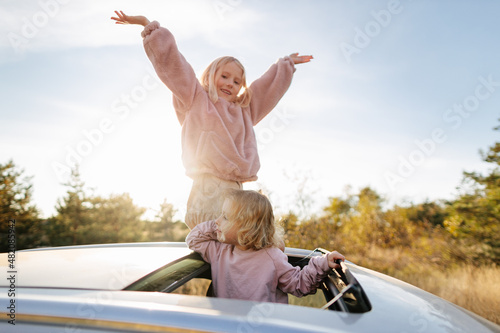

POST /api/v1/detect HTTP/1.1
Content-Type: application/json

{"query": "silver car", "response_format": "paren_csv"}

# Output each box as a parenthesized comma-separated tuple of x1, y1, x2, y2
(1, 242, 499, 332)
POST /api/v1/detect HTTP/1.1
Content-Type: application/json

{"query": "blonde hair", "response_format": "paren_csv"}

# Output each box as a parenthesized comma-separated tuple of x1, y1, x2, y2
(200, 56, 252, 107)
(223, 189, 280, 250)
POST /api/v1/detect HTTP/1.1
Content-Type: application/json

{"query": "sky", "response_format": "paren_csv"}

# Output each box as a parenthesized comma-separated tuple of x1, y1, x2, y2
(1, 0, 499, 220)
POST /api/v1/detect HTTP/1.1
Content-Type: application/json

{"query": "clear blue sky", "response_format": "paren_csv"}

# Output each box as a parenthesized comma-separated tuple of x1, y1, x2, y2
(1, 0, 499, 219)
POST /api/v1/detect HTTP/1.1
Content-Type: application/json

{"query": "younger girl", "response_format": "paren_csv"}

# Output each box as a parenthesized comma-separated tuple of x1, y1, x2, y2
(111, 11, 313, 229)
(186, 189, 345, 303)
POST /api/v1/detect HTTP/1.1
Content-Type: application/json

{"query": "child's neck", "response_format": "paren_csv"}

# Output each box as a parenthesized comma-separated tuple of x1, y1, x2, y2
(234, 244, 247, 251)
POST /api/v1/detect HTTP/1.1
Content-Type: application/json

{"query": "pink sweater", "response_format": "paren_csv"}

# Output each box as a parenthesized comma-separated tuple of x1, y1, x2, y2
(142, 21, 296, 182)
(186, 220, 331, 303)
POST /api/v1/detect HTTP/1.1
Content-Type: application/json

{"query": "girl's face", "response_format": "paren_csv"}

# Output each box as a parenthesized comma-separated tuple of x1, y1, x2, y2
(215, 199, 240, 246)
(215, 61, 243, 103)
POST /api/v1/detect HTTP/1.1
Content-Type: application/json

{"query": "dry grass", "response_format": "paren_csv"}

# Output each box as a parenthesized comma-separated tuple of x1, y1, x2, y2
(172, 242, 500, 325)
(407, 265, 500, 325)
(171, 278, 212, 296)
(348, 245, 500, 325)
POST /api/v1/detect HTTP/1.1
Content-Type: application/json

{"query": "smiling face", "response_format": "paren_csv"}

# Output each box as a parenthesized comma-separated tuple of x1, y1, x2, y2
(215, 61, 243, 103)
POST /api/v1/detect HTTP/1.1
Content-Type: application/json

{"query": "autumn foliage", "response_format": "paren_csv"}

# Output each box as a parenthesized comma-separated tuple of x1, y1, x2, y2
(1, 121, 499, 323)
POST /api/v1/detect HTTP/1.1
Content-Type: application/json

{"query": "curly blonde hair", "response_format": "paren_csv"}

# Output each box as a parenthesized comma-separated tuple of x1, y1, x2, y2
(222, 189, 281, 250)
(200, 56, 252, 107)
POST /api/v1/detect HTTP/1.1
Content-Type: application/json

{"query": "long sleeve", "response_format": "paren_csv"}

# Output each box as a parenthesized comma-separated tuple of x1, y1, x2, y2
(186, 220, 220, 263)
(275, 253, 331, 297)
(142, 21, 202, 123)
(140, 23, 297, 182)
(248, 56, 296, 125)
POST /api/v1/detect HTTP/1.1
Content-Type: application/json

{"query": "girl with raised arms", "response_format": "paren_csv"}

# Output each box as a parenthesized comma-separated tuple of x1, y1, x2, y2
(111, 11, 313, 228)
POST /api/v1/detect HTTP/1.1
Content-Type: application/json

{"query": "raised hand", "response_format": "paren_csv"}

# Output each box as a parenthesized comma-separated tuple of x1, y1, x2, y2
(111, 10, 150, 26)
(289, 53, 314, 65)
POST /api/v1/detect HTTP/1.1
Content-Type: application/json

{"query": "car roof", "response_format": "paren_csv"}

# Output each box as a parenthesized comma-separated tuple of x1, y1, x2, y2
(0, 242, 193, 290)
(1, 242, 499, 333)
(3, 286, 499, 333)
(1, 242, 322, 291)
(1, 288, 358, 333)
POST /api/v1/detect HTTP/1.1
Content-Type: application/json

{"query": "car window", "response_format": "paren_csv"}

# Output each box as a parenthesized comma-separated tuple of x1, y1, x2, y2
(289, 290, 327, 308)
(287, 250, 372, 313)
(123, 252, 210, 293)
(124, 250, 371, 313)
(171, 278, 212, 296)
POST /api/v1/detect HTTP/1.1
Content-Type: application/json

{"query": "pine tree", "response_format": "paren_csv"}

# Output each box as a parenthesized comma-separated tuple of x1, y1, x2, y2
(0, 160, 41, 251)
(445, 121, 500, 264)
(47, 167, 92, 246)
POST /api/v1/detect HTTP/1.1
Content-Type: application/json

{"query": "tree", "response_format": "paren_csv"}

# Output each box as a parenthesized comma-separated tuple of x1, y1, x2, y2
(0, 160, 41, 251)
(46, 167, 92, 246)
(313, 186, 388, 253)
(87, 193, 146, 243)
(47, 166, 149, 246)
(444, 121, 500, 264)
(145, 199, 188, 242)
(406, 201, 447, 227)
(326, 187, 386, 246)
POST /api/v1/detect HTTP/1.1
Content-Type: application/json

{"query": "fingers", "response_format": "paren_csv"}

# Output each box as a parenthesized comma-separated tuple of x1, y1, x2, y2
(111, 10, 127, 24)
(297, 57, 313, 64)
(328, 251, 345, 269)
(289, 53, 314, 64)
(332, 251, 345, 262)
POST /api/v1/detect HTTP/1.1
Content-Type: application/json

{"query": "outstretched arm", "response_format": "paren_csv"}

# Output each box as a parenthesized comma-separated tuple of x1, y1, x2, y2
(248, 53, 312, 124)
(277, 249, 344, 298)
(289, 53, 313, 65)
(111, 11, 201, 117)
(111, 10, 150, 26)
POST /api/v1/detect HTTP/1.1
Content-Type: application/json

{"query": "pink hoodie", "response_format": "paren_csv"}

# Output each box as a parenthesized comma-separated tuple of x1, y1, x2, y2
(186, 220, 331, 303)
(142, 21, 296, 182)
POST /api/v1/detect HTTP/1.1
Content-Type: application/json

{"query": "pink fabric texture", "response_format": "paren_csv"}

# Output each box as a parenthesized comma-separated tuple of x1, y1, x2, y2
(186, 220, 331, 303)
(142, 21, 296, 182)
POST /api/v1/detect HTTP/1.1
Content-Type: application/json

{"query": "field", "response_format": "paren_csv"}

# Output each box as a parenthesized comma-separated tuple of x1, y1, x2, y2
(407, 264, 500, 325)
(347, 246, 500, 325)
(171, 236, 500, 325)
